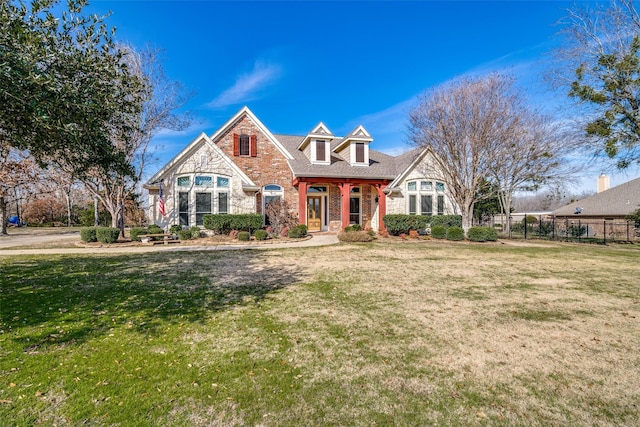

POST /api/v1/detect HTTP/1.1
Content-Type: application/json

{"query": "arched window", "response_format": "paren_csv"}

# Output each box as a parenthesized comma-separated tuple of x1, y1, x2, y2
(262, 184, 284, 225)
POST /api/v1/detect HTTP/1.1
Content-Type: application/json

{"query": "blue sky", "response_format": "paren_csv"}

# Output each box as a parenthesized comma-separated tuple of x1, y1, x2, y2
(87, 0, 640, 193)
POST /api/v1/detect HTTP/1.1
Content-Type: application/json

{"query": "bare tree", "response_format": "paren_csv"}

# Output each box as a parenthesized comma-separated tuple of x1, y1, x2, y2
(554, 0, 640, 168)
(489, 111, 574, 234)
(408, 74, 526, 232)
(55, 45, 192, 237)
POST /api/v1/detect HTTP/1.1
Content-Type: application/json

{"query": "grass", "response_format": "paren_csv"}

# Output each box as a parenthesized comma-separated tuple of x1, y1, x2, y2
(1, 240, 639, 425)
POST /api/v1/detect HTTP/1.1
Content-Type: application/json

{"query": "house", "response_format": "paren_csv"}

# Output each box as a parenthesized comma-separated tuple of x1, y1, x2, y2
(552, 175, 640, 221)
(144, 106, 456, 232)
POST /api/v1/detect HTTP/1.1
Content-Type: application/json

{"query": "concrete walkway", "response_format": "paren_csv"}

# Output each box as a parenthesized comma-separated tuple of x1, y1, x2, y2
(0, 233, 339, 256)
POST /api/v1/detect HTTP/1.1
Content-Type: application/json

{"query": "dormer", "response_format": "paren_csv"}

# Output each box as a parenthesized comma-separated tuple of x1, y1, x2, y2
(332, 125, 373, 166)
(297, 122, 334, 165)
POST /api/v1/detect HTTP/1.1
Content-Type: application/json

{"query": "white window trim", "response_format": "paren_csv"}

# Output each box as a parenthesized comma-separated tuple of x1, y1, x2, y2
(406, 180, 437, 216)
(311, 139, 330, 165)
(350, 142, 369, 166)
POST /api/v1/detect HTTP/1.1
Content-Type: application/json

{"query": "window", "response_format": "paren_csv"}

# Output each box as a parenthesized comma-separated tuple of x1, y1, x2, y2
(421, 195, 432, 216)
(195, 192, 211, 226)
(409, 195, 417, 215)
(308, 186, 327, 193)
(262, 184, 284, 225)
(436, 182, 445, 192)
(218, 192, 228, 214)
(217, 176, 229, 188)
(177, 176, 190, 187)
(179, 192, 189, 226)
(195, 176, 212, 186)
(407, 181, 417, 191)
(355, 142, 365, 163)
(239, 134, 250, 156)
(437, 195, 445, 215)
(316, 140, 326, 162)
(421, 181, 432, 191)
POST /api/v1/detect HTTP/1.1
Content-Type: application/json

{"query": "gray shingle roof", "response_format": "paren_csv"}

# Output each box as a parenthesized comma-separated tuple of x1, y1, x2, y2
(552, 177, 640, 217)
(274, 134, 410, 180)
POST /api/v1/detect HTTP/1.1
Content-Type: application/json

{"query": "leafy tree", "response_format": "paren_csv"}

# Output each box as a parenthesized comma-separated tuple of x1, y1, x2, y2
(0, 0, 141, 177)
(557, 0, 640, 168)
(0, 143, 37, 234)
(626, 207, 640, 227)
(473, 180, 501, 224)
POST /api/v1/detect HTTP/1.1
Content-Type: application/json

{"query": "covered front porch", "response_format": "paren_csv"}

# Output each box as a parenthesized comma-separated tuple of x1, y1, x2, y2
(293, 177, 389, 232)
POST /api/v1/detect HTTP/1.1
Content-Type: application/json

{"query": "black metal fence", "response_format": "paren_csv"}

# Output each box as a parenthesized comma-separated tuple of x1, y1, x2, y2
(489, 216, 640, 244)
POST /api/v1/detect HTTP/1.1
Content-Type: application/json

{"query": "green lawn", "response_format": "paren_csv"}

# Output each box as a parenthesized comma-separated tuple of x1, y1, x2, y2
(1, 241, 639, 426)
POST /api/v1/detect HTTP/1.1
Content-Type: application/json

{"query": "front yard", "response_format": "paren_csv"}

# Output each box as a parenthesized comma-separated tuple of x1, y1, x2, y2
(1, 240, 639, 425)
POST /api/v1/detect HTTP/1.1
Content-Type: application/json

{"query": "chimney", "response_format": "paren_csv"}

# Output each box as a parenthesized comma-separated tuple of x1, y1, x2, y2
(597, 173, 610, 193)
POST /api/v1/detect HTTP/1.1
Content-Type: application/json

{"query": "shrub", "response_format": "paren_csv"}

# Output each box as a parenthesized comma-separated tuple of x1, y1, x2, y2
(130, 227, 148, 242)
(338, 231, 373, 242)
(190, 226, 201, 238)
(169, 224, 183, 234)
(430, 215, 462, 228)
(288, 224, 307, 238)
(80, 227, 97, 242)
(178, 229, 192, 240)
(522, 215, 539, 225)
(147, 224, 163, 235)
(238, 231, 251, 241)
(254, 229, 268, 241)
(344, 224, 362, 232)
(446, 226, 465, 241)
(467, 226, 498, 242)
(431, 225, 447, 239)
(96, 227, 120, 244)
(383, 214, 429, 236)
(203, 214, 263, 234)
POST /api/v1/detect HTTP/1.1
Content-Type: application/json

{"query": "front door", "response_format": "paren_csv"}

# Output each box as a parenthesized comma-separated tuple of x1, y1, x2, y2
(307, 196, 322, 231)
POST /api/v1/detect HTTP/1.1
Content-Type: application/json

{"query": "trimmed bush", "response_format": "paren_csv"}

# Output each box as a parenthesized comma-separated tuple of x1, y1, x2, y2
(383, 214, 429, 236)
(338, 231, 373, 242)
(254, 229, 268, 241)
(203, 214, 263, 234)
(147, 224, 163, 235)
(446, 226, 465, 241)
(238, 231, 251, 241)
(130, 227, 148, 242)
(177, 229, 192, 240)
(96, 227, 120, 244)
(80, 227, 97, 242)
(190, 226, 201, 238)
(430, 215, 462, 228)
(288, 224, 307, 238)
(169, 224, 183, 234)
(431, 225, 447, 239)
(344, 224, 362, 232)
(467, 226, 498, 242)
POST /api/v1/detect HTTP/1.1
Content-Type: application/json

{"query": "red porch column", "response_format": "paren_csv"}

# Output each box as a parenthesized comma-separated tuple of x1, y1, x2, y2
(298, 181, 308, 225)
(375, 185, 387, 231)
(340, 182, 352, 230)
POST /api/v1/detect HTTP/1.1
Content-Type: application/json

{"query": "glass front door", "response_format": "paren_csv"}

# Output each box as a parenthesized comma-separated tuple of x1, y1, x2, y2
(307, 196, 322, 231)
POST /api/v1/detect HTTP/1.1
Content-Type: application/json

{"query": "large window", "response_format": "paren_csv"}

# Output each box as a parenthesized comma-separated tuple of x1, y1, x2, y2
(407, 180, 440, 215)
(218, 192, 228, 215)
(195, 193, 212, 226)
(179, 192, 189, 226)
(263, 184, 284, 225)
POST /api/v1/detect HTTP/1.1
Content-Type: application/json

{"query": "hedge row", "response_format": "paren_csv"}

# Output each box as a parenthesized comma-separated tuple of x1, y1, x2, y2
(203, 214, 263, 233)
(382, 215, 429, 236)
(382, 214, 462, 236)
(80, 227, 120, 243)
(467, 226, 498, 242)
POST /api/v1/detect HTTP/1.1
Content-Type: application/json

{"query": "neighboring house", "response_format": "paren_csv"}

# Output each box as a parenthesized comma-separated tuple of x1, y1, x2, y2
(552, 176, 640, 221)
(144, 106, 456, 232)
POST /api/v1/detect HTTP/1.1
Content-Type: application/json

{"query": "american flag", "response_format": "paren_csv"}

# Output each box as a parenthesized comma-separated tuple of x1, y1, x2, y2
(158, 182, 166, 217)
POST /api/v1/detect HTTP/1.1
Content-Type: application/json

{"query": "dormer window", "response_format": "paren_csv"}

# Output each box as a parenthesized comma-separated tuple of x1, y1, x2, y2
(316, 140, 326, 162)
(355, 143, 365, 163)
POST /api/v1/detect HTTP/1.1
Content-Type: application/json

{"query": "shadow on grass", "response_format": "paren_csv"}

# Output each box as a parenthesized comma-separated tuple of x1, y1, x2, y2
(0, 250, 305, 352)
